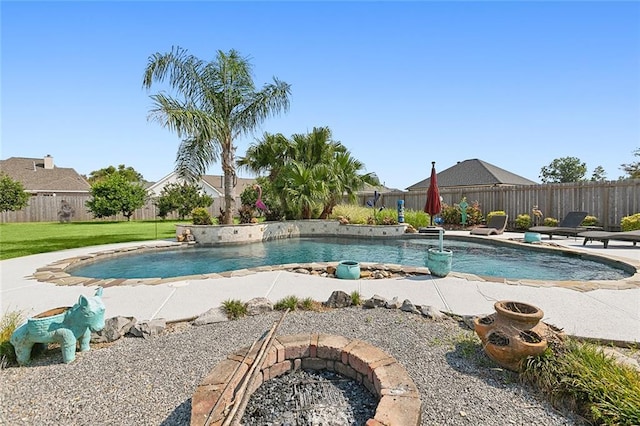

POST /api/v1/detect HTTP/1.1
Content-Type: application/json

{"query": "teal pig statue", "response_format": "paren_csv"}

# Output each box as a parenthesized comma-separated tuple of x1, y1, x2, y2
(10, 287, 106, 365)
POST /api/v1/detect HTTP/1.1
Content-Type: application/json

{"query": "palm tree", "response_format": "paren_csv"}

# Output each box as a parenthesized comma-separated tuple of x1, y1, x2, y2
(238, 126, 376, 219)
(143, 47, 290, 224)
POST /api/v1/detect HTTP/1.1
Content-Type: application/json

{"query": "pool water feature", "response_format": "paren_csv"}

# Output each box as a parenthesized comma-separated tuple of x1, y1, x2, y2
(67, 237, 632, 282)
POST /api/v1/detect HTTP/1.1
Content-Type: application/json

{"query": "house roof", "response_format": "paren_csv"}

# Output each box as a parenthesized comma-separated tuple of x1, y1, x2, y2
(146, 172, 257, 197)
(200, 175, 257, 194)
(406, 159, 538, 190)
(0, 156, 91, 193)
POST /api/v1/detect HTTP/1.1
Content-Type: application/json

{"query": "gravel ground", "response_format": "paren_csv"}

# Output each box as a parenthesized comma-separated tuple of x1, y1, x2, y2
(1, 308, 586, 426)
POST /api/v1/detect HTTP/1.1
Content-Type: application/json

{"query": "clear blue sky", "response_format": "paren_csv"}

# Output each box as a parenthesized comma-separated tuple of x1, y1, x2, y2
(2, 1, 639, 190)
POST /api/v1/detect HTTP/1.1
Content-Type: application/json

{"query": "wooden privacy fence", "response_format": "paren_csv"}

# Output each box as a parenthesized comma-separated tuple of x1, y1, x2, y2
(0, 195, 234, 223)
(2, 180, 639, 230)
(356, 179, 640, 231)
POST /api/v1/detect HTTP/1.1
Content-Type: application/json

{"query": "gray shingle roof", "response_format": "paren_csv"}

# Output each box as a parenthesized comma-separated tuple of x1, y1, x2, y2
(406, 159, 537, 190)
(0, 157, 91, 193)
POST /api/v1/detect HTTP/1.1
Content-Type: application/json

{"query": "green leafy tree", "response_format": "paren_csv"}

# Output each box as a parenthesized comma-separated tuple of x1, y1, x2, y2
(590, 165, 607, 182)
(540, 157, 587, 183)
(87, 164, 144, 184)
(153, 182, 213, 219)
(620, 148, 640, 179)
(0, 173, 29, 213)
(143, 47, 290, 224)
(86, 174, 147, 221)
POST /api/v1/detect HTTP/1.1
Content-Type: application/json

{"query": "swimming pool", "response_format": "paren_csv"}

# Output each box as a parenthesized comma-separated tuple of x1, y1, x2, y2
(68, 237, 632, 281)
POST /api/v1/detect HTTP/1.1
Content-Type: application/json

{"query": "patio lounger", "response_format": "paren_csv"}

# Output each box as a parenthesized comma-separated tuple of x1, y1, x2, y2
(528, 211, 589, 239)
(470, 215, 508, 236)
(578, 230, 640, 248)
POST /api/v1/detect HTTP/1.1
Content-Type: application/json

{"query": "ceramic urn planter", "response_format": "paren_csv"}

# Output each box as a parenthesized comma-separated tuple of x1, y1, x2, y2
(473, 300, 556, 372)
(336, 260, 361, 280)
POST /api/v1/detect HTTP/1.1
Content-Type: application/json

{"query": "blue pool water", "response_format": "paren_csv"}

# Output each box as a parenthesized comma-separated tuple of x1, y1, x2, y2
(68, 237, 631, 281)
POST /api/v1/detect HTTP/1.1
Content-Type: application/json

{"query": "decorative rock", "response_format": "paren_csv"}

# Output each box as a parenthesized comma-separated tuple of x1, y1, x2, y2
(325, 290, 352, 308)
(363, 295, 387, 309)
(600, 347, 640, 371)
(421, 306, 444, 321)
(294, 268, 310, 275)
(193, 308, 228, 325)
(326, 265, 337, 275)
(385, 297, 401, 309)
(400, 299, 419, 314)
(91, 316, 136, 343)
(245, 298, 273, 316)
(128, 319, 167, 338)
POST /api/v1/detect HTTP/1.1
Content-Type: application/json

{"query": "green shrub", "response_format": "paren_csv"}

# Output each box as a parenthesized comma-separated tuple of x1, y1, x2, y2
(0, 310, 23, 367)
(237, 205, 255, 224)
(274, 295, 299, 311)
(581, 215, 599, 227)
(403, 209, 429, 228)
(486, 211, 507, 222)
(439, 203, 460, 225)
(521, 339, 640, 425)
(222, 299, 247, 320)
(350, 291, 362, 306)
(330, 204, 427, 229)
(543, 217, 559, 227)
(299, 297, 315, 311)
(192, 207, 213, 225)
(515, 214, 532, 230)
(620, 213, 640, 231)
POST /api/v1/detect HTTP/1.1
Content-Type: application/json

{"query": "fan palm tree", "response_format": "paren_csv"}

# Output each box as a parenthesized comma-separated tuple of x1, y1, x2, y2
(238, 126, 376, 219)
(143, 47, 290, 224)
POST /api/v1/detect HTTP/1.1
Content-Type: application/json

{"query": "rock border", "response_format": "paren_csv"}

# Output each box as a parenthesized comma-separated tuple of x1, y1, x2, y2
(29, 240, 640, 292)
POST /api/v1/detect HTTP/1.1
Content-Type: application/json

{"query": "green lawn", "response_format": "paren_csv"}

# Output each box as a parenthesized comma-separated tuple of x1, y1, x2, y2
(0, 220, 186, 260)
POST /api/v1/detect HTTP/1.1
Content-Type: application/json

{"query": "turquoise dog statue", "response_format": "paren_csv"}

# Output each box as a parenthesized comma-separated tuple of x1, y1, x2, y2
(10, 287, 106, 365)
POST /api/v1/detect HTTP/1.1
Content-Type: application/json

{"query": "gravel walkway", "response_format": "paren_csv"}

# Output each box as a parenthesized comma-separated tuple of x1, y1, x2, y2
(1, 308, 584, 425)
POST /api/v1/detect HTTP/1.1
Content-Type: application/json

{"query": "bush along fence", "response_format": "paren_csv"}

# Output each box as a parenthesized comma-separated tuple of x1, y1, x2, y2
(0, 196, 232, 223)
(1, 179, 639, 230)
(356, 179, 640, 231)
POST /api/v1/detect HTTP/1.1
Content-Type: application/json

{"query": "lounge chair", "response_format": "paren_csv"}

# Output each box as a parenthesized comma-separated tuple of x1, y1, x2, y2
(528, 211, 589, 239)
(578, 230, 640, 248)
(470, 215, 508, 236)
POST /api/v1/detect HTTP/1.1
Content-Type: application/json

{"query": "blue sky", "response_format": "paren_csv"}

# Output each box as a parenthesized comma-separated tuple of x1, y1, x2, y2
(2, 1, 639, 190)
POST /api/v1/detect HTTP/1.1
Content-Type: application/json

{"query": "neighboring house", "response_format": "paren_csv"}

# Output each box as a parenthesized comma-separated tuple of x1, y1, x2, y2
(406, 159, 538, 191)
(145, 171, 256, 198)
(0, 155, 91, 196)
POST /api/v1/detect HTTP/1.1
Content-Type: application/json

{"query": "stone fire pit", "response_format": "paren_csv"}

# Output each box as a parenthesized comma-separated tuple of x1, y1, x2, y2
(191, 333, 421, 426)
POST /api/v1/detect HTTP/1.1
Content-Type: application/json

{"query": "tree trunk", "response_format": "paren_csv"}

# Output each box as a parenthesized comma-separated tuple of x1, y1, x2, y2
(222, 138, 236, 225)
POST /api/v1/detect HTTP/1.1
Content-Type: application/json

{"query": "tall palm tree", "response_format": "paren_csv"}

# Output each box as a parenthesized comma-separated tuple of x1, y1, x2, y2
(143, 47, 290, 224)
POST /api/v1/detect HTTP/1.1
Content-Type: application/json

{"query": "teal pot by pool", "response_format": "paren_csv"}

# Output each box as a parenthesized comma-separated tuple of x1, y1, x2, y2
(524, 232, 542, 243)
(427, 248, 453, 277)
(336, 260, 360, 279)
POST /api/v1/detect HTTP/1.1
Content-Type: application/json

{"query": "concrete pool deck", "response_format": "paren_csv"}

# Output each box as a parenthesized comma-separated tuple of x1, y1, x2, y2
(1, 231, 639, 345)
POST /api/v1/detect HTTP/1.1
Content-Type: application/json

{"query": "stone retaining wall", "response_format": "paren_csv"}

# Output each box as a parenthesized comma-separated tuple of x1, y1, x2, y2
(177, 220, 409, 245)
(191, 333, 421, 426)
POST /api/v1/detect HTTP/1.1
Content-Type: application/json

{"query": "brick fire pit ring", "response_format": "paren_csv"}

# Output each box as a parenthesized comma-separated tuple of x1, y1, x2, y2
(191, 333, 421, 426)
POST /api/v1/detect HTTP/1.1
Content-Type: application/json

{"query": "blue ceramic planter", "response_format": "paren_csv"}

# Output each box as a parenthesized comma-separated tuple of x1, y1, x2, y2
(524, 232, 542, 243)
(427, 248, 453, 277)
(336, 260, 360, 280)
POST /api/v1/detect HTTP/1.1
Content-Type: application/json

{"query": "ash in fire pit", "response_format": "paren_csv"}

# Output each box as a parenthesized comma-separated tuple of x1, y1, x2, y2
(241, 369, 377, 425)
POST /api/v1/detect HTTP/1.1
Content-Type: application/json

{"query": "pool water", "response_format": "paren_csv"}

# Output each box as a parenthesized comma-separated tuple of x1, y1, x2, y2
(68, 237, 631, 281)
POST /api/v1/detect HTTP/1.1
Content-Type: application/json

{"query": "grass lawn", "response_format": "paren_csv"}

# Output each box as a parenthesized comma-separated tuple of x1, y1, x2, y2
(0, 220, 185, 260)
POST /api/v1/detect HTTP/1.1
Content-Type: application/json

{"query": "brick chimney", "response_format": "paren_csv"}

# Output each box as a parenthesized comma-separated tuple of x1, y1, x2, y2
(44, 155, 54, 169)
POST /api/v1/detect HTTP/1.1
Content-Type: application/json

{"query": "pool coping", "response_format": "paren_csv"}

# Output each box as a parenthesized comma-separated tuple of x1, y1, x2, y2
(29, 235, 640, 292)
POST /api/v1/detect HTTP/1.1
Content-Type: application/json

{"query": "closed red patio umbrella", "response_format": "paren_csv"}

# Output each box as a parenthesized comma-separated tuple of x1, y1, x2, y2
(424, 161, 441, 226)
